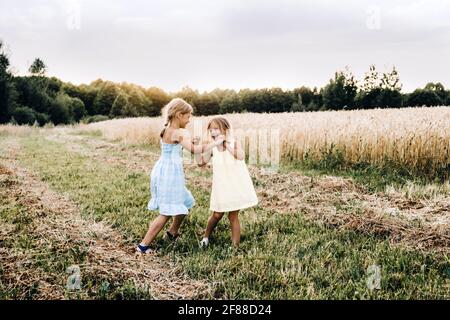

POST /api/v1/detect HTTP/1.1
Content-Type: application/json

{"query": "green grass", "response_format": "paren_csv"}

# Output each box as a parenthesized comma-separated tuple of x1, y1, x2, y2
(3, 134, 449, 299)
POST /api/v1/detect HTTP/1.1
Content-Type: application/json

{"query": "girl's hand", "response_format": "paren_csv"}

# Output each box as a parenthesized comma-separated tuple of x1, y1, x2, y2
(214, 135, 226, 146)
(224, 138, 245, 160)
(192, 136, 201, 145)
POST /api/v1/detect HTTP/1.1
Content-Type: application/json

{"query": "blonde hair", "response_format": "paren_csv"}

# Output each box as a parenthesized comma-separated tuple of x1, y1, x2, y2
(160, 98, 193, 138)
(207, 116, 231, 135)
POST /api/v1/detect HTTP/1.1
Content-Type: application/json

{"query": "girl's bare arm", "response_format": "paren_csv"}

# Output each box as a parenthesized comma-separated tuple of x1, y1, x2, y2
(193, 136, 214, 166)
(175, 129, 223, 154)
(195, 149, 213, 167)
(224, 139, 245, 160)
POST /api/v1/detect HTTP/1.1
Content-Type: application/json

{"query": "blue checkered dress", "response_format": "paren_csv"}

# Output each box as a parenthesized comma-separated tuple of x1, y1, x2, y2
(147, 140, 195, 215)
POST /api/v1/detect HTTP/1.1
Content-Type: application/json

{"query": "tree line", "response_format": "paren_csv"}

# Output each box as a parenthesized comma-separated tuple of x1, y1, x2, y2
(1, 40, 449, 126)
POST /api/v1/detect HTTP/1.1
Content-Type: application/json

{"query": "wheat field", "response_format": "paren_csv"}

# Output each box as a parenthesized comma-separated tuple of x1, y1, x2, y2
(77, 106, 450, 178)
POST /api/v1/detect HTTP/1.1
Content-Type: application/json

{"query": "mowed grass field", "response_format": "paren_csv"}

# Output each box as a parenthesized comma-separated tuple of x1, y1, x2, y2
(0, 108, 449, 299)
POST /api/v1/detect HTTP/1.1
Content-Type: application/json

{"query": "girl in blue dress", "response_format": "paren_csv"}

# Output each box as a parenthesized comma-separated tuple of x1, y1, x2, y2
(137, 98, 225, 254)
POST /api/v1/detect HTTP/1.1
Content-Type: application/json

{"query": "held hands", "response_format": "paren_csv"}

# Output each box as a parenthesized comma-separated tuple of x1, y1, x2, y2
(191, 136, 201, 145)
(213, 134, 226, 146)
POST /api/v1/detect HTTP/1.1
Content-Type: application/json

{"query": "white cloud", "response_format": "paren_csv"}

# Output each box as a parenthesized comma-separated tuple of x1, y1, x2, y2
(0, 0, 449, 92)
(385, 0, 450, 29)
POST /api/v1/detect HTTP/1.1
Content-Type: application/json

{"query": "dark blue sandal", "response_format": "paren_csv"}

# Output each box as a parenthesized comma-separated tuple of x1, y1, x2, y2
(136, 244, 154, 254)
(166, 231, 180, 241)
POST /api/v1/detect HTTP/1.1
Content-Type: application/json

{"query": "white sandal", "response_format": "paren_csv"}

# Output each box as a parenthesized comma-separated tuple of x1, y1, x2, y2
(199, 238, 209, 248)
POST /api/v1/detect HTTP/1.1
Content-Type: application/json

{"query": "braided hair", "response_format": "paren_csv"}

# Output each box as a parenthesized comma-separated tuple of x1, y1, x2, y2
(160, 98, 194, 138)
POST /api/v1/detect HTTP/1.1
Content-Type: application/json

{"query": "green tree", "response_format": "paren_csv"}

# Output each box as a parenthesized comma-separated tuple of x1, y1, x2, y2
(407, 89, 442, 107)
(377, 89, 403, 108)
(145, 87, 171, 116)
(356, 65, 403, 108)
(13, 76, 51, 114)
(381, 66, 402, 91)
(77, 84, 98, 115)
(266, 88, 294, 113)
(12, 106, 36, 125)
(93, 81, 119, 115)
(128, 86, 149, 116)
(362, 65, 380, 91)
(311, 87, 323, 111)
(0, 40, 17, 123)
(48, 93, 72, 124)
(176, 86, 200, 112)
(424, 82, 447, 103)
(35, 112, 50, 126)
(28, 58, 47, 76)
(54, 93, 86, 122)
(291, 93, 304, 112)
(219, 91, 241, 114)
(195, 92, 220, 115)
(69, 97, 86, 121)
(110, 92, 129, 117)
(292, 86, 314, 109)
(322, 68, 358, 110)
(239, 89, 265, 113)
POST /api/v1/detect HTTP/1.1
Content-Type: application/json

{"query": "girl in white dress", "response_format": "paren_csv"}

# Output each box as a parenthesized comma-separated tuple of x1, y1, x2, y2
(195, 117, 258, 247)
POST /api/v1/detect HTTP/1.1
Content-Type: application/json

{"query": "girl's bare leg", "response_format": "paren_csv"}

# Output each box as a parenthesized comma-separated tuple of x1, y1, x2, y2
(141, 215, 170, 246)
(228, 210, 240, 246)
(204, 211, 224, 238)
(168, 214, 186, 236)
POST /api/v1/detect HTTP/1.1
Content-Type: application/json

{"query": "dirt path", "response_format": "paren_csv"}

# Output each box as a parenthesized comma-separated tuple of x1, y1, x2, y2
(0, 139, 212, 299)
(43, 130, 450, 254)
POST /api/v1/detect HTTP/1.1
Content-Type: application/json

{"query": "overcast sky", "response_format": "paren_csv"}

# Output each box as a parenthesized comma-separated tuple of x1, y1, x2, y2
(1, 0, 449, 93)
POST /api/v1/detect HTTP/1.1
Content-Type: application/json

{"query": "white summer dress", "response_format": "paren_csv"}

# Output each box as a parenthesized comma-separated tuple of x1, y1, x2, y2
(210, 138, 258, 212)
